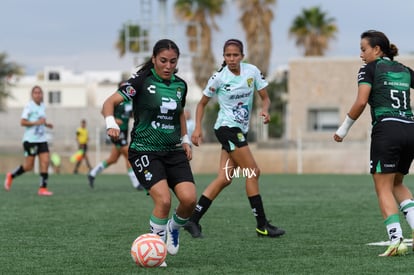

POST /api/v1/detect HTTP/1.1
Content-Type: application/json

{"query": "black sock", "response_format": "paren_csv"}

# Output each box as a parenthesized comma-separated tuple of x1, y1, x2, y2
(12, 165, 25, 178)
(190, 195, 212, 224)
(248, 194, 267, 227)
(40, 173, 48, 188)
(74, 162, 81, 173)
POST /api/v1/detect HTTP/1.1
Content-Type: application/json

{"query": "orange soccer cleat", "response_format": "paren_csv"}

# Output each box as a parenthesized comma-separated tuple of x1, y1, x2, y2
(4, 173, 13, 191)
(38, 187, 53, 196)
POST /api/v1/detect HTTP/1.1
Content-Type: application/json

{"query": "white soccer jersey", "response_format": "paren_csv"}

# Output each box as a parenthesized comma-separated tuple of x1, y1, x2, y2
(203, 62, 268, 133)
(21, 100, 47, 142)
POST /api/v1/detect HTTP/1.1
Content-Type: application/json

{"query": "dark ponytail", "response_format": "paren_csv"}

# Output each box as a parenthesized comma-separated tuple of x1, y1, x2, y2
(361, 30, 399, 60)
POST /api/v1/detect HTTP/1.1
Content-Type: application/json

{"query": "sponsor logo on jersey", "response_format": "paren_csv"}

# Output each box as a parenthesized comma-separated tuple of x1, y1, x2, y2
(233, 102, 249, 124)
(160, 97, 177, 114)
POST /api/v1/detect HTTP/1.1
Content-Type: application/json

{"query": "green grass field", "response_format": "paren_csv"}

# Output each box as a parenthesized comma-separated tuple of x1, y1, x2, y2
(1, 173, 413, 274)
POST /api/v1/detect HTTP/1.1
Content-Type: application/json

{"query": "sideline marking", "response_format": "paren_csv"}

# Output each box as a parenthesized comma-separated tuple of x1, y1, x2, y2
(367, 239, 413, 246)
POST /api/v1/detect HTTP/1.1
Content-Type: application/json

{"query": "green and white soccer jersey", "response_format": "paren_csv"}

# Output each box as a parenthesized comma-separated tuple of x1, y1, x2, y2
(21, 100, 48, 142)
(119, 68, 187, 152)
(203, 63, 268, 133)
(358, 57, 414, 124)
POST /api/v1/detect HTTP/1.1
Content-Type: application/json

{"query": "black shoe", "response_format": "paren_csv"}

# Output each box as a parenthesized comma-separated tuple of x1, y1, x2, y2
(256, 221, 285, 237)
(183, 221, 203, 238)
(136, 185, 144, 191)
(87, 174, 95, 189)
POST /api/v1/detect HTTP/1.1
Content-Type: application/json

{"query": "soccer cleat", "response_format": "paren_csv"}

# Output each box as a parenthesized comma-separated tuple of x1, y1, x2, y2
(38, 187, 53, 196)
(87, 174, 95, 189)
(183, 221, 203, 238)
(4, 172, 13, 191)
(256, 220, 285, 238)
(378, 238, 408, 257)
(166, 220, 179, 255)
(159, 261, 167, 267)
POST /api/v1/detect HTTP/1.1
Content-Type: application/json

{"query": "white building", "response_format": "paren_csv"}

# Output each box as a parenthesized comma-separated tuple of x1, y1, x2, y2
(2, 60, 202, 151)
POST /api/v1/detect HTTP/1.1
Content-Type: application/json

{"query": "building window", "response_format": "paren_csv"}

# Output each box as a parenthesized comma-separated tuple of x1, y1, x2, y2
(48, 71, 60, 81)
(48, 90, 61, 105)
(308, 108, 339, 131)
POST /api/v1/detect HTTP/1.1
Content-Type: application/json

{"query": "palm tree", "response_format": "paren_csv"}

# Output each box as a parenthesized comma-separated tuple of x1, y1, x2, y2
(238, 0, 276, 77)
(174, 0, 225, 88)
(115, 23, 149, 58)
(0, 53, 23, 111)
(289, 6, 338, 56)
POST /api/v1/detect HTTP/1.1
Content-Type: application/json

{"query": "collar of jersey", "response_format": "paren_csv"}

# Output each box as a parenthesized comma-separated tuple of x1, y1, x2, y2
(151, 68, 176, 83)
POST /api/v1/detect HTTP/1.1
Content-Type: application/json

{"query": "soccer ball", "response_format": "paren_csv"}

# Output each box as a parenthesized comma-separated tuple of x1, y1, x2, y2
(131, 233, 167, 267)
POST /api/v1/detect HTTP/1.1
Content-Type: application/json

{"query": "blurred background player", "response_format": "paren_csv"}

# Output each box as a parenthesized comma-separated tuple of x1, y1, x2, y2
(88, 90, 143, 190)
(73, 119, 92, 174)
(184, 109, 195, 140)
(4, 85, 54, 196)
(50, 152, 61, 174)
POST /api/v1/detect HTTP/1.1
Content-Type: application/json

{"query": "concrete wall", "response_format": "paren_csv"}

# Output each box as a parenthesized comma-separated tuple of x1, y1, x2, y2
(0, 141, 370, 175)
(3, 56, 414, 175)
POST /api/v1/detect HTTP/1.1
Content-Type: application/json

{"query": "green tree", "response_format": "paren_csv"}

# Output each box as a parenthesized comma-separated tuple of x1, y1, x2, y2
(115, 23, 149, 58)
(238, 0, 276, 76)
(266, 72, 288, 138)
(174, 0, 225, 88)
(289, 6, 337, 56)
(0, 53, 23, 111)
(236, 0, 277, 141)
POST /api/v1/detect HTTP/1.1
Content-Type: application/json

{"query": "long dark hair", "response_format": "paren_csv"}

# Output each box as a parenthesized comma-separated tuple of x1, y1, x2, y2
(218, 38, 244, 72)
(361, 30, 398, 60)
(137, 39, 180, 73)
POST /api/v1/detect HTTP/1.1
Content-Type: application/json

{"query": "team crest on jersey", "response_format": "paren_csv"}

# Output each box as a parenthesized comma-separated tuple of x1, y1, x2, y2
(247, 78, 254, 88)
(125, 86, 136, 97)
(176, 87, 182, 99)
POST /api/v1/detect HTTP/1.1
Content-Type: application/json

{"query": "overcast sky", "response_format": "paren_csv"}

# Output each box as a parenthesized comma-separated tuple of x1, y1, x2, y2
(1, 0, 413, 75)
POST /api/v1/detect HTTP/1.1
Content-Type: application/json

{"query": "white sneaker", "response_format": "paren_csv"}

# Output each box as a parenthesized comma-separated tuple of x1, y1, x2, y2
(166, 219, 179, 255)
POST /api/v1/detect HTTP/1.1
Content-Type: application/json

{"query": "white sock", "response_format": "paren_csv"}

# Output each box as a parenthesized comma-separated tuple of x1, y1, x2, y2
(90, 162, 105, 177)
(150, 218, 168, 242)
(400, 199, 414, 230)
(386, 222, 403, 243)
(169, 213, 189, 231)
(128, 170, 140, 188)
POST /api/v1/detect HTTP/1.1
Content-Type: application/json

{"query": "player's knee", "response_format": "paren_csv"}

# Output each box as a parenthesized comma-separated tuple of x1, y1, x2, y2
(157, 198, 172, 210)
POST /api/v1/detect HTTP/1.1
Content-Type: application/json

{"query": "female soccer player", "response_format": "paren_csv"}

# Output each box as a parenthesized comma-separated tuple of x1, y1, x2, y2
(4, 85, 54, 196)
(334, 30, 414, 256)
(183, 39, 285, 238)
(102, 39, 196, 263)
(88, 92, 142, 190)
